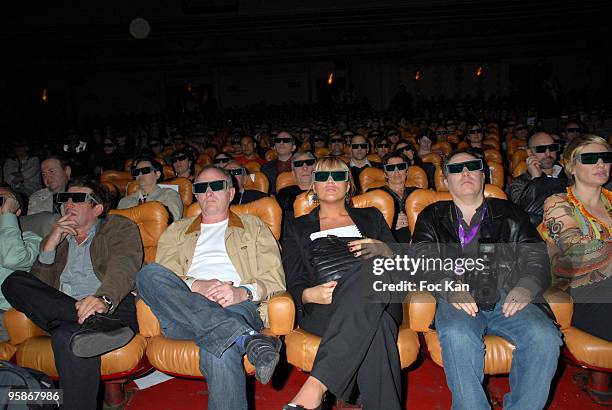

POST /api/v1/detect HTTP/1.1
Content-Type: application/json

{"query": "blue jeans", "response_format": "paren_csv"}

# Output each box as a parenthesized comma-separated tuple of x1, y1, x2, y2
(136, 264, 264, 410)
(435, 298, 562, 410)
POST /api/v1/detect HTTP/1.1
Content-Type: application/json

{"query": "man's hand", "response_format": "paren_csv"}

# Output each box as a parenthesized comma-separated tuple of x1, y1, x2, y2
(447, 290, 478, 317)
(502, 287, 532, 318)
(75, 296, 108, 324)
(201, 281, 246, 307)
(0, 189, 21, 216)
(42, 214, 79, 252)
(526, 153, 542, 178)
(302, 281, 337, 305)
(349, 238, 393, 258)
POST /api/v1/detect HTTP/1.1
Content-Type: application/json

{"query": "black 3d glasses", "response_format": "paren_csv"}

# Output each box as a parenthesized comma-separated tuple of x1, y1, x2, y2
(384, 163, 408, 172)
(533, 143, 560, 154)
(192, 180, 228, 193)
(445, 159, 484, 174)
(578, 152, 612, 165)
(131, 166, 154, 177)
(228, 168, 246, 176)
(292, 159, 315, 168)
(55, 192, 99, 204)
(213, 157, 231, 164)
(313, 171, 349, 182)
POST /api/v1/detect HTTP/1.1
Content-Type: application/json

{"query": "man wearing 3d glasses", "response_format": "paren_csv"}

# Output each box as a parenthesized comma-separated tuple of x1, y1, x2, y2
(2, 176, 143, 410)
(136, 165, 285, 410)
(412, 150, 561, 410)
(225, 160, 267, 205)
(507, 132, 568, 225)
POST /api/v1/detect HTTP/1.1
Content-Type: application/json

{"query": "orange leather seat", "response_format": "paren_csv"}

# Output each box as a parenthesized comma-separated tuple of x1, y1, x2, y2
(359, 167, 386, 193)
(431, 142, 452, 156)
(484, 149, 503, 164)
(276, 171, 297, 192)
(293, 190, 395, 228)
(196, 153, 212, 166)
(511, 149, 529, 178)
(314, 147, 330, 158)
(244, 172, 269, 193)
(285, 194, 419, 372)
(488, 162, 505, 189)
(109, 202, 170, 264)
(420, 152, 442, 167)
(4, 203, 171, 406)
(126, 177, 193, 209)
(405, 186, 507, 233)
(184, 196, 282, 241)
(162, 165, 176, 180)
(483, 139, 501, 151)
(367, 153, 382, 163)
(507, 138, 527, 159)
(244, 161, 262, 173)
(100, 170, 132, 196)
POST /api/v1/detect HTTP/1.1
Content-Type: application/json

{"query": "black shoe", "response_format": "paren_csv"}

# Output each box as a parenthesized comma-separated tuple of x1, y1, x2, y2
(244, 334, 282, 385)
(69, 314, 135, 358)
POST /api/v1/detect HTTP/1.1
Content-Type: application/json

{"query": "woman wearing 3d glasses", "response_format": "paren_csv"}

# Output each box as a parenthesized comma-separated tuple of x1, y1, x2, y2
(367, 153, 417, 243)
(118, 155, 183, 222)
(282, 157, 403, 410)
(171, 149, 196, 182)
(542, 135, 612, 341)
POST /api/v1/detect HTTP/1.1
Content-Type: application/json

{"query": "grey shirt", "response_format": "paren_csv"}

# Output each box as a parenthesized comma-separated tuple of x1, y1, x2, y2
(118, 184, 183, 221)
(38, 221, 101, 300)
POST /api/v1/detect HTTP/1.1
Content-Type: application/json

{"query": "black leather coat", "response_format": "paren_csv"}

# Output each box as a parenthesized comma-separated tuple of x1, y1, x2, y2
(412, 198, 551, 300)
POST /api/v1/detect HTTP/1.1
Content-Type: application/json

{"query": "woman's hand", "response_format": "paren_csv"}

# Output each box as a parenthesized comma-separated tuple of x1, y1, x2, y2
(349, 238, 394, 258)
(302, 281, 337, 304)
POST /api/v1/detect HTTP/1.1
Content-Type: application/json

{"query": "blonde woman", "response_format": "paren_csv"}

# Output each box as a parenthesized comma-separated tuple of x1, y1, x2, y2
(282, 157, 401, 409)
(543, 134, 612, 341)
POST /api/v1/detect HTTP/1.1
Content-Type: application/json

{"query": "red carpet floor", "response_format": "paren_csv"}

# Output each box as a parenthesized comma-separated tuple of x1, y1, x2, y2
(124, 357, 606, 409)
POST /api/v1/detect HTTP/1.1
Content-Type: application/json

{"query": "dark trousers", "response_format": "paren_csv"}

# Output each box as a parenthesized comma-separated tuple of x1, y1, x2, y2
(1, 270, 138, 410)
(298, 262, 403, 410)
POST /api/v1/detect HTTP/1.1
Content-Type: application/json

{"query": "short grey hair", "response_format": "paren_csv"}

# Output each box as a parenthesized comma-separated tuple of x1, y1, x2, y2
(291, 151, 315, 169)
(196, 165, 233, 188)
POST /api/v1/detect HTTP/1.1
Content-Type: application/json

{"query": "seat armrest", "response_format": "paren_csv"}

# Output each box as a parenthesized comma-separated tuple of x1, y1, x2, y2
(543, 288, 573, 330)
(4, 308, 47, 345)
(136, 299, 161, 337)
(267, 292, 295, 336)
(405, 291, 437, 332)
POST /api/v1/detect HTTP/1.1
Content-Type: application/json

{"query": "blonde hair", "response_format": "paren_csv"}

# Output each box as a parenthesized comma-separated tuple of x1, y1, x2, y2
(563, 134, 612, 185)
(307, 156, 356, 204)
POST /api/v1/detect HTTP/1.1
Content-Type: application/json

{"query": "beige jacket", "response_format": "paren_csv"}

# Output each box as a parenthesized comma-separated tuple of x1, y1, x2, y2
(155, 211, 286, 326)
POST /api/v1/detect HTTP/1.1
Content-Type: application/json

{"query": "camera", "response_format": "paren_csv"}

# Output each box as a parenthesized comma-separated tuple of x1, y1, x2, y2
(467, 239, 500, 311)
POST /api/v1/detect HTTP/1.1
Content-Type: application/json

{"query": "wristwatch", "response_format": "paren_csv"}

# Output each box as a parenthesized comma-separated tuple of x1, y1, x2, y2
(100, 295, 114, 312)
(240, 286, 254, 302)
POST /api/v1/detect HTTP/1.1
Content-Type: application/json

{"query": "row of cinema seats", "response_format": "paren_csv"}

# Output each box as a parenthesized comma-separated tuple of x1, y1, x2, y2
(0, 186, 610, 406)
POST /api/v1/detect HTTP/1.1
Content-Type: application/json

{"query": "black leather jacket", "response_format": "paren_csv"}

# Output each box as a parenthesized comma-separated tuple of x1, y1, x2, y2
(412, 198, 550, 300)
(518, 173, 567, 226)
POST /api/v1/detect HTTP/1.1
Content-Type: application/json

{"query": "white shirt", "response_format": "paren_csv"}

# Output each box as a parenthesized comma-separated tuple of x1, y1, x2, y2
(185, 219, 259, 300)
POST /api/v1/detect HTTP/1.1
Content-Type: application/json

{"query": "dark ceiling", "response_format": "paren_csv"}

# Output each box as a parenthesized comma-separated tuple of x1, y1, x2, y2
(5, 0, 612, 72)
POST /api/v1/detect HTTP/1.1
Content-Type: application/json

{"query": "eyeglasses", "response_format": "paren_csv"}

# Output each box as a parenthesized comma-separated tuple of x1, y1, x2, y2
(515, 126, 527, 131)
(384, 162, 408, 172)
(213, 157, 230, 164)
(193, 180, 228, 193)
(228, 168, 246, 176)
(578, 152, 612, 165)
(131, 166, 154, 177)
(150, 142, 161, 147)
(469, 129, 482, 134)
(313, 170, 349, 182)
(386, 131, 400, 137)
(330, 138, 344, 144)
(351, 143, 369, 149)
(566, 127, 580, 133)
(292, 159, 315, 168)
(445, 159, 484, 174)
(435, 130, 449, 135)
(55, 192, 99, 204)
(376, 143, 390, 148)
(172, 155, 188, 163)
(533, 143, 560, 153)
(274, 137, 292, 144)
(103, 143, 115, 148)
